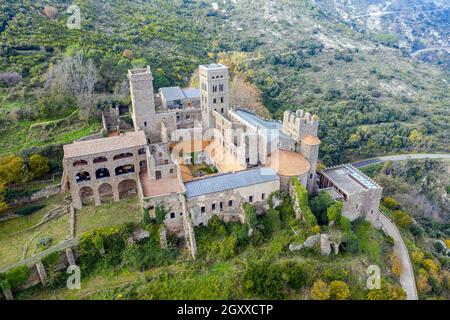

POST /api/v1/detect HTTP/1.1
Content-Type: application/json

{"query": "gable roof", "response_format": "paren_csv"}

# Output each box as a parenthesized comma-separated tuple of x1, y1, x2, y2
(184, 168, 279, 198)
(63, 131, 147, 159)
(159, 87, 185, 102)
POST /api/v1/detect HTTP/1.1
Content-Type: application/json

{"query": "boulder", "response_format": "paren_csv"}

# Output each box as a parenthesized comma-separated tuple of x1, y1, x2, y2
(289, 234, 320, 251)
(320, 234, 332, 256)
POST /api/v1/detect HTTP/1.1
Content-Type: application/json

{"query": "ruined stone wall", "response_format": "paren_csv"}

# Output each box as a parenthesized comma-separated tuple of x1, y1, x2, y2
(282, 109, 319, 142)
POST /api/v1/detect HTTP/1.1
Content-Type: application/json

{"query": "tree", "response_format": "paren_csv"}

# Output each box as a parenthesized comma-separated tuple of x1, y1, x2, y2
(0, 155, 24, 185)
(327, 201, 343, 225)
(329, 280, 350, 300)
(0, 72, 21, 87)
(409, 129, 423, 146)
(43, 5, 58, 20)
(390, 253, 402, 277)
(422, 259, 439, 273)
(310, 191, 335, 225)
(417, 268, 431, 294)
(229, 77, 270, 117)
(393, 210, 413, 228)
(0, 181, 7, 213)
(310, 279, 330, 300)
(28, 154, 50, 180)
(382, 196, 400, 210)
(46, 53, 98, 119)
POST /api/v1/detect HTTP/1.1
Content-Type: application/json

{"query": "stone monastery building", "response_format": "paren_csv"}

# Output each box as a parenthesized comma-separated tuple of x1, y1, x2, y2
(62, 63, 382, 252)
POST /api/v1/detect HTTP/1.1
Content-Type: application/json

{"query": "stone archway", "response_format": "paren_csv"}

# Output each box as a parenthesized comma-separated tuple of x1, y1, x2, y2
(118, 179, 137, 200)
(79, 186, 94, 205)
(98, 183, 113, 204)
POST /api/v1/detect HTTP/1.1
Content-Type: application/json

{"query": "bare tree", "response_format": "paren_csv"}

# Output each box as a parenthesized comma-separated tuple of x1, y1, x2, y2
(46, 53, 98, 119)
(0, 72, 21, 86)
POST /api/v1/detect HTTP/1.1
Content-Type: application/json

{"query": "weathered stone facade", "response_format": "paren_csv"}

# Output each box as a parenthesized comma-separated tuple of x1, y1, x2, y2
(60, 61, 382, 260)
(62, 131, 148, 209)
(318, 164, 383, 224)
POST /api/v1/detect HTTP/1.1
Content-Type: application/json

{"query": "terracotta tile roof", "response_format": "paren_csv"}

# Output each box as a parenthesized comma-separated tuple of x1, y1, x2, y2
(63, 131, 147, 159)
(302, 135, 321, 146)
(267, 150, 310, 176)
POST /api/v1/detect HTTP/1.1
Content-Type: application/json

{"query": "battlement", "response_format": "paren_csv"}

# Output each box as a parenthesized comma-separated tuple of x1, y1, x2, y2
(128, 66, 153, 82)
(282, 109, 319, 142)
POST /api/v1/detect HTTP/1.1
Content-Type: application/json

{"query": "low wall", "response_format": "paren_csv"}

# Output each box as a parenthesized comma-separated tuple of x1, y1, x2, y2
(10, 185, 62, 207)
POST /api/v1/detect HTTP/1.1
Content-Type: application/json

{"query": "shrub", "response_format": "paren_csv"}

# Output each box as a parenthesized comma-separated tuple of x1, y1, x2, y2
(310, 279, 330, 300)
(243, 261, 284, 299)
(15, 204, 45, 216)
(382, 196, 400, 210)
(284, 262, 306, 290)
(78, 224, 133, 272)
(329, 280, 350, 300)
(322, 266, 348, 282)
(310, 191, 335, 225)
(327, 201, 343, 224)
(409, 224, 423, 237)
(411, 250, 425, 266)
(291, 177, 317, 227)
(155, 204, 168, 225)
(390, 253, 402, 277)
(142, 208, 151, 225)
(0, 265, 31, 290)
(393, 211, 413, 228)
(243, 203, 257, 230)
(367, 288, 391, 300)
(0, 182, 7, 213)
(262, 209, 281, 237)
(422, 259, 439, 273)
(37, 235, 53, 250)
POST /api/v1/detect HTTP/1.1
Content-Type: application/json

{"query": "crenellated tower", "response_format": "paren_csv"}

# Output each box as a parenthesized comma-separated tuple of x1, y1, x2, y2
(282, 109, 319, 144)
(283, 109, 321, 193)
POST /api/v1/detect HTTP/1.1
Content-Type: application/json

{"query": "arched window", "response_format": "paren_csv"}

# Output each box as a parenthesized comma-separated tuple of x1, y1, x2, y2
(75, 171, 91, 183)
(95, 168, 110, 179)
(113, 152, 133, 161)
(73, 160, 88, 167)
(93, 156, 107, 164)
(115, 164, 135, 176)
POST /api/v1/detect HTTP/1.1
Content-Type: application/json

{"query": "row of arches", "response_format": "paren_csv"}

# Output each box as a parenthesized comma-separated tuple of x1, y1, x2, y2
(72, 149, 146, 168)
(75, 165, 136, 183)
(79, 179, 137, 205)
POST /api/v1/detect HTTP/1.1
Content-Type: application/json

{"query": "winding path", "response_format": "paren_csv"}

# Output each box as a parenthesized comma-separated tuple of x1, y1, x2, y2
(354, 153, 450, 300)
(379, 212, 418, 300)
(353, 153, 450, 168)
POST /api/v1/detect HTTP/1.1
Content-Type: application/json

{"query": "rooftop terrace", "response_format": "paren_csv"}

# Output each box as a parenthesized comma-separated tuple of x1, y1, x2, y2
(321, 164, 380, 195)
(232, 109, 289, 140)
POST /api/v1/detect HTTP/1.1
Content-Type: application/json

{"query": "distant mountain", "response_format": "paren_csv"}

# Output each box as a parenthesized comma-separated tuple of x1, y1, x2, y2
(311, 0, 449, 69)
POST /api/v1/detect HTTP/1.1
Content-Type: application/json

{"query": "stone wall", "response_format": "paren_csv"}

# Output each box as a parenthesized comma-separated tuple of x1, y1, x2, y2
(10, 185, 62, 207)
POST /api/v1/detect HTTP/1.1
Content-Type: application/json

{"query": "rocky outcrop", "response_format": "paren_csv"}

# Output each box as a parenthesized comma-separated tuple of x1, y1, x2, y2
(289, 234, 320, 251)
(290, 233, 340, 256)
